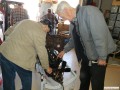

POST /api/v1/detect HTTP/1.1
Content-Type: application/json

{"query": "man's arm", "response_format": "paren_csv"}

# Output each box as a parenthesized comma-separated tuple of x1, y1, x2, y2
(33, 29, 49, 69)
(87, 7, 108, 63)
(58, 24, 74, 58)
(57, 38, 74, 58)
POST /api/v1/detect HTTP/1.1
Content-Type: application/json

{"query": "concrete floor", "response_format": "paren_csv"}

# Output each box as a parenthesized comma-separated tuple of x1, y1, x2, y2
(0, 49, 120, 90)
(62, 49, 120, 90)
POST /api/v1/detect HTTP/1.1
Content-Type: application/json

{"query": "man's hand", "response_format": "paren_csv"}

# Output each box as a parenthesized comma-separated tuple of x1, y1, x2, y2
(57, 51, 65, 58)
(46, 67, 52, 74)
(98, 59, 107, 66)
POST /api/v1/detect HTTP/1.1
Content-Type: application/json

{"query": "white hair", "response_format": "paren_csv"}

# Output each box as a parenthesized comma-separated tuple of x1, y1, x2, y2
(56, 1, 71, 14)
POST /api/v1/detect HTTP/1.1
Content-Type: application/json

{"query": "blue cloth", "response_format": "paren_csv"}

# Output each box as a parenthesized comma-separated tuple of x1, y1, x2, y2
(0, 53, 32, 90)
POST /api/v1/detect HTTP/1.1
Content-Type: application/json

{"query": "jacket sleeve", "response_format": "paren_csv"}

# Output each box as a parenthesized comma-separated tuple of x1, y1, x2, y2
(33, 29, 49, 69)
(87, 7, 109, 60)
(63, 23, 74, 53)
(64, 37, 74, 53)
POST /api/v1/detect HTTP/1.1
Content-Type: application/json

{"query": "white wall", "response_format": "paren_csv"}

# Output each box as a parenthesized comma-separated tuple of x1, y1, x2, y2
(31, 0, 113, 20)
(9, 0, 113, 21)
(100, 0, 112, 12)
(94, 0, 112, 13)
(39, 0, 79, 18)
(52, 0, 79, 13)
(39, 2, 52, 18)
(8, 0, 40, 21)
(23, 0, 39, 21)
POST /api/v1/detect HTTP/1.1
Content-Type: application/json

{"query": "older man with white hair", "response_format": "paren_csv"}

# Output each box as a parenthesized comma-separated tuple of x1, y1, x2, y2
(56, 1, 116, 90)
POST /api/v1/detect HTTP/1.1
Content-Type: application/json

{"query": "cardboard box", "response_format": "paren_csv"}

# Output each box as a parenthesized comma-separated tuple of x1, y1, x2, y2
(112, 0, 120, 5)
(58, 23, 69, 32)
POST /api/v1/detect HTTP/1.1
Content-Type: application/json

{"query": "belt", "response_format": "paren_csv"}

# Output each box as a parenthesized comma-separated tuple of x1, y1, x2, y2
(88, 60, 98, 66)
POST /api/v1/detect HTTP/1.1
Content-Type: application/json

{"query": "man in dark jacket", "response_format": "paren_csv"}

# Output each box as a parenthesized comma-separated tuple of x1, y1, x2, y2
(41, 9, 58, 35)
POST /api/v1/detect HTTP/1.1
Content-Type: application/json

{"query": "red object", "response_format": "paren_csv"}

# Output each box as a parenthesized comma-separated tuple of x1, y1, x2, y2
(90, 2, 96, 6)
(0, 38, 3, 45)
(0, 77, 2, 86)
(0, 7, 5, 14)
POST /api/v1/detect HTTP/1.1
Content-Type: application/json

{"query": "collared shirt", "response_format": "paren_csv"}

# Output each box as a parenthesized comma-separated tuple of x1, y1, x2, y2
(10, 7, 29, 25)
(0, 20, 49, 71)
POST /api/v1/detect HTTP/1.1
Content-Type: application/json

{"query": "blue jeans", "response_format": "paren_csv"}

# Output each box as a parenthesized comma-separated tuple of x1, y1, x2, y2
(0, 54, 32, 90)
